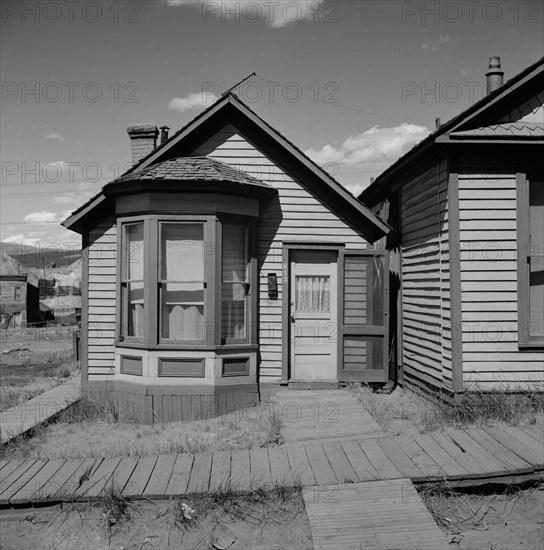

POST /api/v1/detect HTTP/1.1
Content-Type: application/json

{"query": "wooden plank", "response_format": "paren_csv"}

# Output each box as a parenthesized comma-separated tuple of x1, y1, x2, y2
(1, 460, 47, 503)
(520, 425, 544, 445)
(339, 440, 379, 482)
(105, 457, 139, 494)
(0, 460, 37, 498)
(394, 436, 441, 477)
(53, 459, 101, 500)
(37, 459, 84, 500)
(249, 447, 273, 487)
(230, 449, 251, 492)
(483, 427, 544, 469)
(0, 459, 26, 481)
(357, 439, 402, 480)
(303, 480, 448, 550)
(412, 434, 469, 479)
(267, 446, 293, 485)
(75, 458, 122, 500)
(376, 437, 426, 481)
(123, 456, 157, 498)
(140, 454, 176, 499)
(446, 429, 512, 475)
(501, 426, 544, 461)
(285, 445, 316, 486)
(186, 452, 213, 494)
(322, 441, 359, 483)
(209, 450, 231, 491)
(466, 428, 534, 473)
(11, 459, 65, 504)
(164, 454, 193, 497)
(430, 432, 487, 478)
(304, 443, 338, 485)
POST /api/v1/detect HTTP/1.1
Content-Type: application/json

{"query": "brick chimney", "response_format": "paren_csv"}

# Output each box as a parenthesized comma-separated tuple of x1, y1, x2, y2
(485, 57, 504, 95)
(127, 124, 159, 166)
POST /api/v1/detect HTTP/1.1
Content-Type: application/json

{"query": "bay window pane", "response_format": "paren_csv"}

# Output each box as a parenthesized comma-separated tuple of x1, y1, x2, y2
(222, 224, 249, 342)
(161, 223, 204, 281)
(222, 283, 247, 340)
(126, 223, 144, 280)
(223, 225, 247, 282)
(160, 223, 205, 341)
(127, 282, 144, 337)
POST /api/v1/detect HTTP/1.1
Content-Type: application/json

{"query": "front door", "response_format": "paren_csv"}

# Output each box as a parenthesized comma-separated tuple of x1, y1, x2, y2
(289, 250, 337, 381)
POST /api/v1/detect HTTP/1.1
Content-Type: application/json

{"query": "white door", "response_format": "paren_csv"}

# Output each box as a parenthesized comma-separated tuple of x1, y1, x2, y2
(289, 250, 337, 381)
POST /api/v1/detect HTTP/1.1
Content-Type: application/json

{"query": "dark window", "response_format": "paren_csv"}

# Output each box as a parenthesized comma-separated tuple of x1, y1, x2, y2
(517, 174, 544, 347)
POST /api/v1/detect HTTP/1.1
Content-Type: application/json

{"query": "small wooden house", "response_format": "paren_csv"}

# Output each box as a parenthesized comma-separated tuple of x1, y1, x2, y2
(63, 93, 391, 422)
(0, 254, 40, 327)
(360, 57, 544, 397)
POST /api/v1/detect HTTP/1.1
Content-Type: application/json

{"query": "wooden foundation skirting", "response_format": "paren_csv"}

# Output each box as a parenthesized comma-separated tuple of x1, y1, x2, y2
(85, 380, 259, 423)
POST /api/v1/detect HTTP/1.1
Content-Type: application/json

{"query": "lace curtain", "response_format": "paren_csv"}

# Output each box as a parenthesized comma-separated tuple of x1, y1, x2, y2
(295, 276, 330, 312)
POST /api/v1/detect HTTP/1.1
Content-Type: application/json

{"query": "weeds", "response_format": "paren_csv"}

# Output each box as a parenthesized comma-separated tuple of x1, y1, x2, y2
(351, 383, 544, 433)
(101, 482, 131, 533)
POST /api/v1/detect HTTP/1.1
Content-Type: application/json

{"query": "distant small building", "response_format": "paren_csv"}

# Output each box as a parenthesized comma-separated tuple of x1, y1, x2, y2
(0, 254, 40, 327)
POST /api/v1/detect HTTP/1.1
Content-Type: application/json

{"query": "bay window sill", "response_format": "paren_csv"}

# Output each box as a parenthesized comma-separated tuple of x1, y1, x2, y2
(115, 342, 258, 352)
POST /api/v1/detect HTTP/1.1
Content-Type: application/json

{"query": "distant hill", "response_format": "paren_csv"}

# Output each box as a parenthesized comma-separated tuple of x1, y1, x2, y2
(0, 242, 81, 269)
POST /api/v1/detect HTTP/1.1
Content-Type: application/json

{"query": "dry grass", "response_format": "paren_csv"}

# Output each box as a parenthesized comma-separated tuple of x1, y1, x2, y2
(1, 400, 286, 460)
(351, 383, 544, 434)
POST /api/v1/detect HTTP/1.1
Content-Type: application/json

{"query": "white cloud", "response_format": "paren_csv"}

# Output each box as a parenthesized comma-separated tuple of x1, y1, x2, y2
(53, 192, 93, 205)
(168, 91, 220, 112)
(22, 210, 72, 224)
(421, 34, 451, 51)
(305, 124, 431, 167)
(44, 131, 65, 142)
(168, 0, 326, 27)
(3, 234, 42, 247)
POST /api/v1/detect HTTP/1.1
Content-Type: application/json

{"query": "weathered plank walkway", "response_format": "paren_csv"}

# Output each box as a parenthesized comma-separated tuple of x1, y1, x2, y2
(0, 424, 542, 507)
(303, 479, 448, 549)
(0, 375, 81, 443)
(273, 389, 384, 443)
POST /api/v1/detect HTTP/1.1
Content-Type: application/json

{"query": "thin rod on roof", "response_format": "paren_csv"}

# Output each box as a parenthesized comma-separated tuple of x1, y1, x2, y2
(221, 72, 256, 97)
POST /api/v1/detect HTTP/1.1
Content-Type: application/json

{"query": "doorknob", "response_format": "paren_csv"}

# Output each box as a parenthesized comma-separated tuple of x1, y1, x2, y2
(290, 314, 295, 323)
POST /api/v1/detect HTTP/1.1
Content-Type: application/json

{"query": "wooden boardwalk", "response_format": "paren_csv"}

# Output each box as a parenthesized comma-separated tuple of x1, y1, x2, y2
(273, 389, 384, 443)
(0, 375, 81, 443)
(303, 479, 448, 549)
(0, 424, 542, 507)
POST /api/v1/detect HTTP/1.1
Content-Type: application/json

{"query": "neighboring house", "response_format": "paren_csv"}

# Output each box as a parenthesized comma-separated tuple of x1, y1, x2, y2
(63, 93, 391, 422)
(360, 57, 544, 397)
(0, 253, 40, 327)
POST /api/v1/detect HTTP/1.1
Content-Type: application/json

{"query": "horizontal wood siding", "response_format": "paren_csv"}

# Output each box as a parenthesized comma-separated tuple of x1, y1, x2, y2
(458, 172, 544, 390)
(192, 124, 370, 382)
(400, 160, 452, 391)
(87, 218, 116, 380)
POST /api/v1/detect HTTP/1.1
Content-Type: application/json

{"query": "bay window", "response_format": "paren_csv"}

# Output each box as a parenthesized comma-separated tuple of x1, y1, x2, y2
(118, 216, 254, 348)
(121, 222, 144, 340)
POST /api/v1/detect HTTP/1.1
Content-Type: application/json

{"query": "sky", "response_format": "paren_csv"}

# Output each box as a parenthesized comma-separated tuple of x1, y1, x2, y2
(1, 0, 542, 249)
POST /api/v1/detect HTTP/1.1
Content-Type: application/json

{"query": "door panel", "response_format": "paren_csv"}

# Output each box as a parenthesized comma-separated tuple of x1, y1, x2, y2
(340, 251, 389, 382)
(289, 250, 337, 381)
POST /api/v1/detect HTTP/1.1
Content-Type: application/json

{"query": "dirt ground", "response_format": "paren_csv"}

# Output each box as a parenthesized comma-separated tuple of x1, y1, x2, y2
(0, 490, 312, 550)
(0, 327, 77, 413)
(422, 484, 544, 550)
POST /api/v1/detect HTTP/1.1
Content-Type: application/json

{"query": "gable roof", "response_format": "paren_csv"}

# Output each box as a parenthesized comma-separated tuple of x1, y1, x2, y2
(360, 56, 544, 203)
(64, 93, 390, 241)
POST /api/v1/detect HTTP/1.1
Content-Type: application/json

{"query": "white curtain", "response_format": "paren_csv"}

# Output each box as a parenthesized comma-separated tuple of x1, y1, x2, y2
(295, 276, 330, 312)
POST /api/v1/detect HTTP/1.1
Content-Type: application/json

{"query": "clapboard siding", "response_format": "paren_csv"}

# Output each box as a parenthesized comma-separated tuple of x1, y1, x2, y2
(192, 124, 369, 381)
(400, 160, 452, 391)
(86, 218, 117, 379)
(459, 173, 544, 390)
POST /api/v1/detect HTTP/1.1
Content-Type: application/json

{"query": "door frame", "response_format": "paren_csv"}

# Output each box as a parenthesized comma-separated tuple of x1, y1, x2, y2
(281, 243, 344, 382)
(338, 249, 390, 383)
